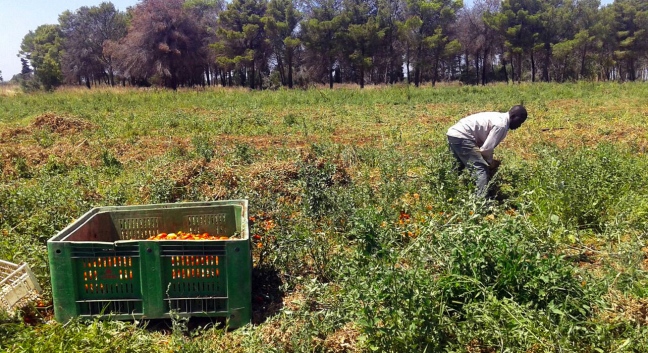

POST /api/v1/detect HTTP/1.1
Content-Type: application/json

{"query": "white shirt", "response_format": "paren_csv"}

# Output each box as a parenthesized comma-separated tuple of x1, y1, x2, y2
(447, 112, 510, 163)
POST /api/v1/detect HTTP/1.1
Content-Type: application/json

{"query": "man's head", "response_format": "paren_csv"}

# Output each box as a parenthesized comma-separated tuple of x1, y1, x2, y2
(508, 105, 527, 130)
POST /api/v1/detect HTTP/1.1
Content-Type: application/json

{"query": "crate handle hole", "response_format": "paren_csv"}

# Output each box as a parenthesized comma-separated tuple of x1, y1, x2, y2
(55, 249, 62, 254)
(235, 247, 240, 252)
(147, 248, 152, 253)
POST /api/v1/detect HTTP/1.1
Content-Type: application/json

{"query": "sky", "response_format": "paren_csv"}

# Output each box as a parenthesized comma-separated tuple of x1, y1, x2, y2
(0, 0, 615, 81)
(0, 0, 139, 80)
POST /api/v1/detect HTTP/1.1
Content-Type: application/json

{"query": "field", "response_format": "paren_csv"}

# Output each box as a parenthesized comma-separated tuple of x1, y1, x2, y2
(1, 82, 648, 352)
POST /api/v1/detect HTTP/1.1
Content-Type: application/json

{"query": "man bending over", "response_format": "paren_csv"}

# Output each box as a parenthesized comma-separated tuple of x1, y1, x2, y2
(446, 105, 528, 197)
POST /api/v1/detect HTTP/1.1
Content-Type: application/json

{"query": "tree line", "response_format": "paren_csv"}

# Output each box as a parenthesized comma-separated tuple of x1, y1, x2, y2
(14, 0, 648, 90)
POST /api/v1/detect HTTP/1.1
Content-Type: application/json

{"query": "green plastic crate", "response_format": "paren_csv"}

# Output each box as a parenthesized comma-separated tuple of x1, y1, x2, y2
(47, 200, 250, 328)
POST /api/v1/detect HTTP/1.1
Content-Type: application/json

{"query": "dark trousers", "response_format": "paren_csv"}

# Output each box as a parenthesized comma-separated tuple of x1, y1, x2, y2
(447, 136, 490, 197)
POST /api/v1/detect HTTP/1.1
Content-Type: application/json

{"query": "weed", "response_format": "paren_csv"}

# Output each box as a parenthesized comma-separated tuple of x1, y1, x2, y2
(297, 147, 351, 220)
(283, 113, 298, 127)
(523, 144, 646, 233)
(169, 144, 188, 158)
(191, 134, 214, 162)
(33, 129, 54, 148)
(13, 157, 32, 179)
(234, 142, 256, 165)
(148, 177, 183, 203)
(100, 150, 122, 175)
(42, 155, 68, 175)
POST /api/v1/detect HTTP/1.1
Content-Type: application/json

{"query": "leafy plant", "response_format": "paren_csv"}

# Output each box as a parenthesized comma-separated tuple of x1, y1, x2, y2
(523, 144, 646, 232)
(233, 142, 256, 165)
(192, 134, 215, 162)
(100, 150, 122, 174)
(13, 157, 32, 178)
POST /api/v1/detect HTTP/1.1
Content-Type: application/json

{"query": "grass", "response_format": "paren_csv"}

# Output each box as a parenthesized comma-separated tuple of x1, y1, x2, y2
(1, 82, 648, 352)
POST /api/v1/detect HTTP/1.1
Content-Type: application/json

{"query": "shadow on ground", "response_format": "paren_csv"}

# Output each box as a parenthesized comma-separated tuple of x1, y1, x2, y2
(251, 266, 284, 325)
(140, 266, 285, 333)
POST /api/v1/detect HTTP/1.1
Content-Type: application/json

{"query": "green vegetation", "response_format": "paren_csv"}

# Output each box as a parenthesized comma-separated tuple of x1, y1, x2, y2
(1, 82, 648, 352)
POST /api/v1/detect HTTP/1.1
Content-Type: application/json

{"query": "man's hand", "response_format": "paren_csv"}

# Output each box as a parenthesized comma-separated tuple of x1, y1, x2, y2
(488, 159, 501, 172)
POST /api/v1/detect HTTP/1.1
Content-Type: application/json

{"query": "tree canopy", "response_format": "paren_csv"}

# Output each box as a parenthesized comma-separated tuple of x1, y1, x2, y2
(16, 0, 648, 90)
(59, 2, 127, 87)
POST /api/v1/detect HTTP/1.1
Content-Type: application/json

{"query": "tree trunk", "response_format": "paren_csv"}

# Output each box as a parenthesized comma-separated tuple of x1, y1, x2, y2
(250, 61, 256, 89)
(170, 71, 177, 90)
(406, 47, 411, 85)
(605, 66, 610, 81)
(277, 55, 286, 86)
(415, 43, 423, 87)
(530, 50, 536, 83)
(542, 42, 551, 82)
(359, 47, 365, 88)
(628, 59, 636, 81)
(475, 54, 480, 85)
(481, 49, 489, 85)
(287, 51, 293, 89)
(580, 47, 588, 79)
(329, 56, 334, 89)
(505, 52, 513, 83)
(239, 68, 246, 87)
(432, 58, 439, 87)
(388, 35, 395, 84)
(517, 53, 522, 83)
(108, 67, 115, 87)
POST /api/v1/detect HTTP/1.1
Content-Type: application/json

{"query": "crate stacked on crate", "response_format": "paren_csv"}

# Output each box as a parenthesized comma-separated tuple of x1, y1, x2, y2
(0, 260, 42, 314)
(47, 200, 251, 328)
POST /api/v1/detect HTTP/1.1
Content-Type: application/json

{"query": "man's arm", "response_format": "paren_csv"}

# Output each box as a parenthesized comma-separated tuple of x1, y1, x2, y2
(479, 126, 507, 164)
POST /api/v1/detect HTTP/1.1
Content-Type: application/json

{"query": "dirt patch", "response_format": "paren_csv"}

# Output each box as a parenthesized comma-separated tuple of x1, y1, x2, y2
(331, 132, 380, 147)
(323, 322, 361, 353)
(257, 317, 308, 349)
(254, 289, 355, 351)
(520, 123, 648, 158)
(112, 137, 186, 164)
(0, 127, 31, 139)
(247, 160, 300, 197)
(466, 339, 497, 353)
(226, 134, 309, 150)
(31, 113, 95, 134)
(114, 134, 307, 165)
(0, 138, 91, 174)
(0, 144, 49, 178)
(255, 290, 308, 347)
(641, 247, 648, 271)
(599, 290, 648, 325)
(576, 125, 643, 146)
